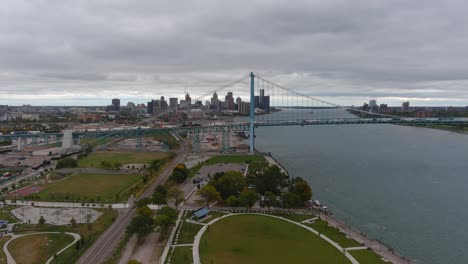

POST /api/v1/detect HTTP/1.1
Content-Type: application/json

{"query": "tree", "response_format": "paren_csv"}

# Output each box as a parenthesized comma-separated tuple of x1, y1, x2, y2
(159, 206, 178, 222)
(113, 162, 123, 170)
(294, 179, 312, 202)
(154, 206, 177, 240)
(100, 160, 112, 169)
(211, 171, 246, 200)
(225, 195, 239, 207)
(169, 164, 189, 183)
(254, 165, 287, 195)
(135, 197, 152, 208)
(56, 157, 78, 169)
(127, 260, 142, 264)
(239, 189, 259, 211)
(137, 205, 154, 218)
(168, 187, 185, 210)
(264, 191, 277, 211)
(154, 214, 172, 239)
(70, 217, 77, 227)
(197, 185, 221, 206)
(39, 216, 46, 225)
(127, 214, 154, 237)
(152, 185, 168, 205)
(149, 159, 163, 176)
(281, 192, 302, 211)
(85, 214, 93, 231)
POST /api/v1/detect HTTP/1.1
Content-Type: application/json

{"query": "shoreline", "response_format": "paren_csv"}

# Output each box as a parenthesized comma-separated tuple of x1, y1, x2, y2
(258, 149, 413, 264)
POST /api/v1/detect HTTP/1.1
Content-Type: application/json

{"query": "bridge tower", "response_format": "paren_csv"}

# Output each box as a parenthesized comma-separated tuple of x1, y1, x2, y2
(191, 129, 201, 153)
(249, 72, 255, 153)
(221, 127, 230, 153)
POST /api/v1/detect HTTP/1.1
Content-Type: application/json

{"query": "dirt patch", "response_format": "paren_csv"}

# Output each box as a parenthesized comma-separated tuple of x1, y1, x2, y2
(118, 233, 164, 264)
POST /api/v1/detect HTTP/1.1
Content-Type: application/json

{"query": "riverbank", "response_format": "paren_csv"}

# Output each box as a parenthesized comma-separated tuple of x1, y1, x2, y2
(261, 150, 414, 264)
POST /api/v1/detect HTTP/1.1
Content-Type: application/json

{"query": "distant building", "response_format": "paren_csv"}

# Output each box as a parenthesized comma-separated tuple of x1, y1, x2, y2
(111, 98, 120, 111)
(236, 96, 242, 110)
(179, 100, 190, 110)
(239, 102, 250, 116)
(169, 98, 178, 110)
(255, 89, 270, 111)
(369, 100, 377, 107)
(415, 111, 430, 118)
(189, 109, 204, 119)
(211, 92, 220, 110)
(127, 102, 135, 109)
(160, 96, 168, 112)
(224, 92, 235, 110)
(379, 104, 388, 113)
(402, 101, 410, 112)
(185, 93, 192, 105)
(21, 114, 40, 121)
(362, 103, 369, 112)
(147, 100, 154, 114)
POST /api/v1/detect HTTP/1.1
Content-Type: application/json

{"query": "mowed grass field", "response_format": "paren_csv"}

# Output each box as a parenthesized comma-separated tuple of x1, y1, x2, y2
(36, 173, 141, 202)
(8, 233, 74, 264)
(199, 215, 351, 264)
(77, 151, 169, 168)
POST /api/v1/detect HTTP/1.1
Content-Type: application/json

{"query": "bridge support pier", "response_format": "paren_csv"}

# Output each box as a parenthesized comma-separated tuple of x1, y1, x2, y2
(17, 137, 26, 151)
(221, 128, 230, 153)
(136, 132, 142, 151)
(191, 129, 200, 153)
(249, 72, 255, 154)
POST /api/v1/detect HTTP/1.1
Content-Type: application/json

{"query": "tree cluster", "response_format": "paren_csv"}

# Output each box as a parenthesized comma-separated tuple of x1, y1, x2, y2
(127, 205, 154, 237)
(169, 164, 189, 183)
(56, 157, 78, 169)
(197, 170, 259, 210)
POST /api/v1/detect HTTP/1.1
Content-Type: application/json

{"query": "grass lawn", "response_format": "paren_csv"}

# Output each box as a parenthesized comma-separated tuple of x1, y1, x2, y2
(350, 249, 388, 264)
(0, 211, 18, 223)
(8, 233, 74, 264)
(0, 236, 11, 264)
(166, 246, 192, 264)
(177, 222, 203, 244)
(273, 213, 316, 222)
(15, 209, 118, 264)
(35, 173, 141, 202)
(200, 214, 351, 264)
(200, 211, 228, 224)
(307, 219, 362, 248)
(77, 151, 169, 168)
(189, 155, 265, 177)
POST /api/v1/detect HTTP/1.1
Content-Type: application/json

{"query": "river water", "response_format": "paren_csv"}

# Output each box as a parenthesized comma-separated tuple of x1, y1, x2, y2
(248, 109, 468, 264)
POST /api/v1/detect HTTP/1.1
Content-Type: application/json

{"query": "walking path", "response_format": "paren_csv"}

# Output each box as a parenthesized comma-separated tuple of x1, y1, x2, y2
(3, 231, 80, 264)
(320, 212, 412, 264)
(159, 210, 185, 264)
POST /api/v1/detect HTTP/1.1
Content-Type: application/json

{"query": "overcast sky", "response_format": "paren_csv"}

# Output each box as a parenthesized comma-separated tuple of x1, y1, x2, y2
(1, 0, 468, 106)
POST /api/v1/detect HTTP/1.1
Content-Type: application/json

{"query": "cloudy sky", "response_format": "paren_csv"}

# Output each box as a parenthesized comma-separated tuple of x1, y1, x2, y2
(1, 0, 468, 106)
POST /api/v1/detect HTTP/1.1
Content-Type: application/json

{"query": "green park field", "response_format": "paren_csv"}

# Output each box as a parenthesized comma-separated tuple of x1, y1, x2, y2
(35, 173, 141, 202)
(77, 151, 169, 168)
(8, 233, 74, 264)
(199, 215, 350, 264)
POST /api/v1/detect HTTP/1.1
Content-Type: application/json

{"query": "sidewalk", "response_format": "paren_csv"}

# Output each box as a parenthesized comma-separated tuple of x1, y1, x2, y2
(320, 213, 413, 264)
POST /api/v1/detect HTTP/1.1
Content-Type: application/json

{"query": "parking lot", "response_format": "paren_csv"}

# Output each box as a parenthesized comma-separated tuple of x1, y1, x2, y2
(11, 206, 102, 225)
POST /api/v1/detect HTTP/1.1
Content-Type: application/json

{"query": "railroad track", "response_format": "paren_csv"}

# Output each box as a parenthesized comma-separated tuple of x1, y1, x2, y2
(77, 146, 187, 264)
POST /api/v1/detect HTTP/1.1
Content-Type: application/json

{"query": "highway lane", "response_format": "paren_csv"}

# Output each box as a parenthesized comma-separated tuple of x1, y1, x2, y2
(77, 144, 188, 264)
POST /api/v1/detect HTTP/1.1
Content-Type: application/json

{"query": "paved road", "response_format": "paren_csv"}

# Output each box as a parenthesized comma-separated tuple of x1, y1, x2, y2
(77, 144, 188, 264)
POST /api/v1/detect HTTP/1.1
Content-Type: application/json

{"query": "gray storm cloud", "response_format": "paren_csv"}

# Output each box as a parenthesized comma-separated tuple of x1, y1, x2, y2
(0, 0, 468, 106)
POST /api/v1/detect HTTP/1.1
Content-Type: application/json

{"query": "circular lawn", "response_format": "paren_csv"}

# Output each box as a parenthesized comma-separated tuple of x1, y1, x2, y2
(199, 214, 351, 264)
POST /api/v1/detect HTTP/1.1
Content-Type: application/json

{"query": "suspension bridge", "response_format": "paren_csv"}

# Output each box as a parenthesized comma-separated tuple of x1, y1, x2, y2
(1, 72, 467, 153)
